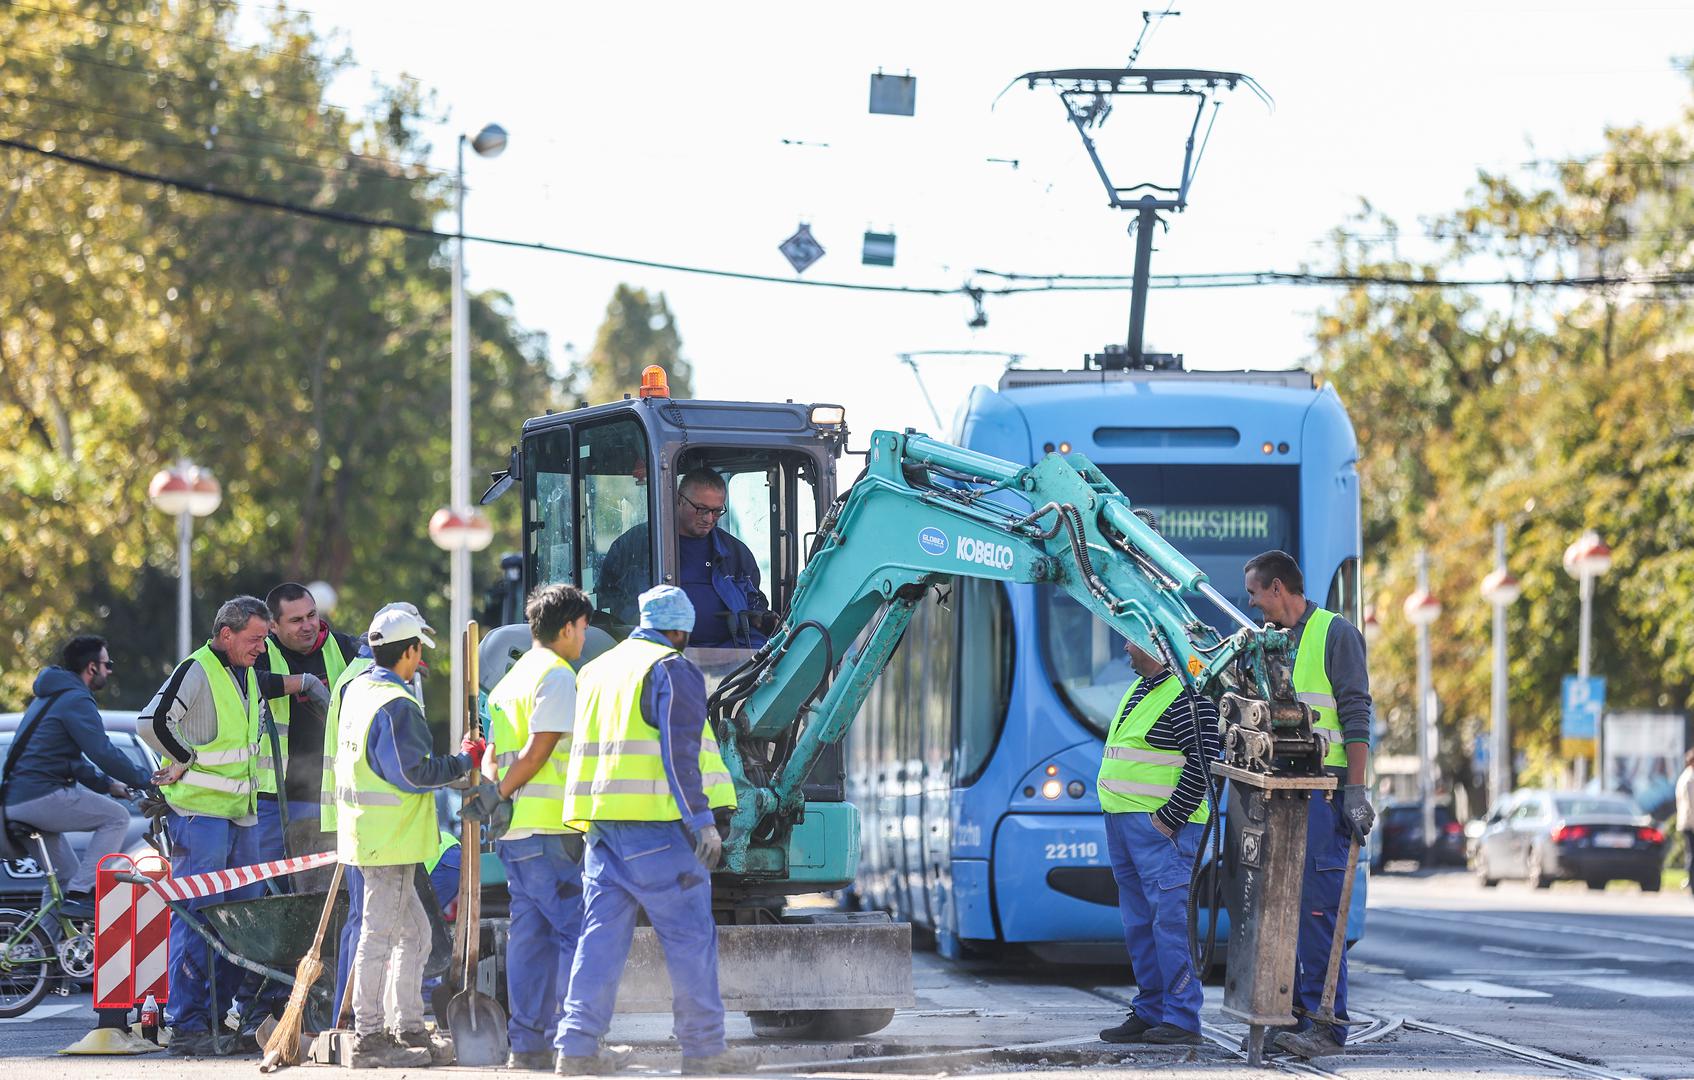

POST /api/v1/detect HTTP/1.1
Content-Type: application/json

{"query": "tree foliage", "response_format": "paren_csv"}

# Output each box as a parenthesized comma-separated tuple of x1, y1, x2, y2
(0, 2, 562, 718)
(581, 284, 692, 406)
(1311, 88, 1694, 802)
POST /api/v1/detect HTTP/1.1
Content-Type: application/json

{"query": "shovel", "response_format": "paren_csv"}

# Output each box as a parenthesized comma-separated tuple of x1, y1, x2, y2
(445, 620, 509, 1066)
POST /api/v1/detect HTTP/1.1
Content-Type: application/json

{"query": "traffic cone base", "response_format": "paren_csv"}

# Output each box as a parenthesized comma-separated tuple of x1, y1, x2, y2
(58, 1027, 159, 1055)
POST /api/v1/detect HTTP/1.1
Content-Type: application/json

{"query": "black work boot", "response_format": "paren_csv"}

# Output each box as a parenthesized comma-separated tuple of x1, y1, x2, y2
(509, 1048, 557, 1070)
(1141, 1023, 1203, 1046)
(395, 1026, 454, 1065)
(1099, 1012, 1156, 1043)
(554, 1046, 633, 1075)
(1273, 1026, 1344, 1058)
(350, 1030, 431, 1068)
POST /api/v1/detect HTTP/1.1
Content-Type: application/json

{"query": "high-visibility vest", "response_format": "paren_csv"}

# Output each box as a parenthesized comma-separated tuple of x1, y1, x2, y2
(162, 645, 261, 820)
(426, 829, 460, 875)
(487, 645, 576, 835)
(319, 657, 374, 832)
(564, 636, 737, 825)
(1292, 607, 1349, 769)
(334, 673, 437, 866)
(259, 634, 350, 796)
(1096, 674, 1210, 822)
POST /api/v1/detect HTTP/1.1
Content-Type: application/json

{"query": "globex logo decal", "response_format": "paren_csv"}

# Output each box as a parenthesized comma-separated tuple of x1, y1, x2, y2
(918, 527, 948, 556)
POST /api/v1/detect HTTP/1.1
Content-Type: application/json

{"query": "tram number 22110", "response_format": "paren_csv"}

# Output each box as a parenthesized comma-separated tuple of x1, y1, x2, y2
(1043, 841, 1100, 860)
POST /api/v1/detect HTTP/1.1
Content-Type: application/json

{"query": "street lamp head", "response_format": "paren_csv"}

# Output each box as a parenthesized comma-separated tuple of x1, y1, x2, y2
(1480, 568, 1522, 606)
(1562, 530, 1612, 580)
(306, 580, 339, 616)
(148, 461, 221, 518)
(1403, 587, 1442, 627)
(470, 123, 508, 158)
(429, 506, 495, 553)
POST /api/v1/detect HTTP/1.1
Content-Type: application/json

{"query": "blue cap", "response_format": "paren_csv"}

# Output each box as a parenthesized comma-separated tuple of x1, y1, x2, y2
(638, 585, 696, 632)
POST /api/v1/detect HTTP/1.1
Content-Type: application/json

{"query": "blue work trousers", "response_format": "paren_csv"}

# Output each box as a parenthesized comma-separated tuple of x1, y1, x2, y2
(1104, 811, 1203, 1034)
(1294, 791, 1351, 1043)
(555, 822, 723, 1058)
(162, 811, 264, 1035)
(333, 863, 364, 1018)
(499, 833, 585, 1054)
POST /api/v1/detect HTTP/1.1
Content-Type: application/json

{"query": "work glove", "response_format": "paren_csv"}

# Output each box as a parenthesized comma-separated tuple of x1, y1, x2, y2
(692, 823, 723, 870)
(460, 780, 513, 840)
(299, 673, 330, 709)
(460, 733, 488, 767)
(1340, 784, 1375, 843)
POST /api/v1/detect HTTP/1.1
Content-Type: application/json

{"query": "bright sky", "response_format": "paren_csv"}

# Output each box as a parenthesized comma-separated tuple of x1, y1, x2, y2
(263, 0, 1694, 441)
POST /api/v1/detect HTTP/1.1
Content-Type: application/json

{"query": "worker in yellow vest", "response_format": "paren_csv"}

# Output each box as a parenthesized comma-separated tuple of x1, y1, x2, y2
(324, 603, 415, 1021)
(139, 595, 327, 1056)
(552, 586, 737, 1075)
(335, 605, 482, 1069)
(255, 582, 357, 861)
(477, 583, 593, 1070)
(1244, 550, 1376, 1059)
(1096, 638, 1219, 1046)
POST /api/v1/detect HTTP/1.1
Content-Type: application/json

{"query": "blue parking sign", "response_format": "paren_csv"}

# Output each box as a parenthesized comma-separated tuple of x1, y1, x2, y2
(1561, 675, 1606, 740)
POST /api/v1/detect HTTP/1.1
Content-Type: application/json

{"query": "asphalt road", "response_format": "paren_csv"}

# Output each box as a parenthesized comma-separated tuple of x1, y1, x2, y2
(2, 868, 1689, 1079)
(1346, 867, 1694, 1079)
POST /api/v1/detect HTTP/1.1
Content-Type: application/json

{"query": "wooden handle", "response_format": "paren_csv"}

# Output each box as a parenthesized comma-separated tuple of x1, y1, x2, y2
(310, 862, 345, 954)
(461, 620, 482, 988)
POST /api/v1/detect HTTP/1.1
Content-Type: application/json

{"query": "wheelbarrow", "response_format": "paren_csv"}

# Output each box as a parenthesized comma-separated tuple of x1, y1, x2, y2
(117, 870, 453, 1056)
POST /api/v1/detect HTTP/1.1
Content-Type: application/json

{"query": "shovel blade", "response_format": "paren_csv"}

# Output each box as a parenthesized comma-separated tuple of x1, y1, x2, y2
(445, 990, 509, 1067)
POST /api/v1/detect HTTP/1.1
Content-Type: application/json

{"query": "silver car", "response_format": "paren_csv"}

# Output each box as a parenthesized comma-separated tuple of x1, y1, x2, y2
(1472, 788, 1666, 891)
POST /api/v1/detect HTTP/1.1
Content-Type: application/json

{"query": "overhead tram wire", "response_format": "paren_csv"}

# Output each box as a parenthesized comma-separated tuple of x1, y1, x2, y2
(6, 136, 1692, 298)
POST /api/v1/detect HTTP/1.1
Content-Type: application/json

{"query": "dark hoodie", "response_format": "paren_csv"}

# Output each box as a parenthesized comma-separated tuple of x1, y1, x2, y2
(3, 668, 152, 805)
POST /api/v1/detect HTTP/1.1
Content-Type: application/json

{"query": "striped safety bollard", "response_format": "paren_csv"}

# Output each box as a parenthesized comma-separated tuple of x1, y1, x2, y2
(60, 854, 154, 1055)
(131, 853, 171, 1006)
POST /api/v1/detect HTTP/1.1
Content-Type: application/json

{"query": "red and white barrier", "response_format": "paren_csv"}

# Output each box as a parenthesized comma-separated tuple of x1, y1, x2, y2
(93, 852, 169, 1009)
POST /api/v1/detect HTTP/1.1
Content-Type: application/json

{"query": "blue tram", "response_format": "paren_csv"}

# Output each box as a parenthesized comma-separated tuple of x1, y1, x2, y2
(847, 365, 1368, 961)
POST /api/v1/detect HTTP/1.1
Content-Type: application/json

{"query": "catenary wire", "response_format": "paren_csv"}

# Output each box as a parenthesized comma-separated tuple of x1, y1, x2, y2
(7, 135, 1693, 297)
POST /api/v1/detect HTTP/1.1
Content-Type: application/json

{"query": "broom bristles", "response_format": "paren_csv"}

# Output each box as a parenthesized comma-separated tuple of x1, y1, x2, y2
(258, 952, 325, 1072)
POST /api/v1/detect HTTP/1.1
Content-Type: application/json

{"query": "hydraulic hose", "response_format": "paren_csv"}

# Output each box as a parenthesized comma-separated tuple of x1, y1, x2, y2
(1180, 691, 1226, 980)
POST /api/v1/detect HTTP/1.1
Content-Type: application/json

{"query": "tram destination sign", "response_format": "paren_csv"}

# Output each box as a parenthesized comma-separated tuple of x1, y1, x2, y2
(1139, 504, 1285, 544)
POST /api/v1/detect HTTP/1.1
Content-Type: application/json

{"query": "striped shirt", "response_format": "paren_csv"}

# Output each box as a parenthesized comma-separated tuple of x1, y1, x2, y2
(1112, 671, 1221, 832)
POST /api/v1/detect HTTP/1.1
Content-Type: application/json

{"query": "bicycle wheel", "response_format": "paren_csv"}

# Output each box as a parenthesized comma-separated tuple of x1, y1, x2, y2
(0, 908, 55, 1018)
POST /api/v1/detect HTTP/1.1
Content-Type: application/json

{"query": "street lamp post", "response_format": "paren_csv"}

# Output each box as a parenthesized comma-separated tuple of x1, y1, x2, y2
(448, 122, 508, 735)
(148, 461, 222, 658)
(1562, 530, 1613, 785)
(430, 508, 494, 742)
(1480, 525, 1522, 808)
(1403, 549, 1442, 864)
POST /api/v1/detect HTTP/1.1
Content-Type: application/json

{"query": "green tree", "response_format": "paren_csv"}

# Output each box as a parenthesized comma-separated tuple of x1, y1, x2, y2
(580, 284, 692, 406)
(0, 2, 561, 723)
(1310, 82, 1694, 803)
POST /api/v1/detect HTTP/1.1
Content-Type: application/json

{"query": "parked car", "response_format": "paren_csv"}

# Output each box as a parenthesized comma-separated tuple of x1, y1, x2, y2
(1370, 800, 1466, 871)
(0, 711, 160, 906)
(1472, 788, 1665, 891)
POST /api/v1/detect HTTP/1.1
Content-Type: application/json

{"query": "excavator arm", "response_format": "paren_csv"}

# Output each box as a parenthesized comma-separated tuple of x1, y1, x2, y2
(709, 428, 1315, 877)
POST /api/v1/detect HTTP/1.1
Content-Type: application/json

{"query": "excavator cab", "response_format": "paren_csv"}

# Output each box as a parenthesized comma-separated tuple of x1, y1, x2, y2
(485, 371, 848, 681)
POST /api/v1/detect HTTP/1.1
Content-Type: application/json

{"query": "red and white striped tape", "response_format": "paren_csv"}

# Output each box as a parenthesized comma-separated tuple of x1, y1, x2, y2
(146, 850, 337, 903)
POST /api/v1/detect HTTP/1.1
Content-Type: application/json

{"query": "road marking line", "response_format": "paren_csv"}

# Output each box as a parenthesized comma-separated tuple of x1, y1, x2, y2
(1452, 968, 1626, 977)
(1563, 976, 1694, 998)
(1380, 907, 1694, 953)
(1480, 945, 1659, 963)
(1415, 978, 1551, 998)
(0, 1002, 84, 1024)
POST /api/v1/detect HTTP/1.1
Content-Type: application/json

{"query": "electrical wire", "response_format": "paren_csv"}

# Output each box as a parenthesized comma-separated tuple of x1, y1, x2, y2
(9, 135, 1694, 298)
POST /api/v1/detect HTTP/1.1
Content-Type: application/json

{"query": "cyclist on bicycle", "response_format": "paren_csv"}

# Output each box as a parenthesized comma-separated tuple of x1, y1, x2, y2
(2, 635, 153, 918)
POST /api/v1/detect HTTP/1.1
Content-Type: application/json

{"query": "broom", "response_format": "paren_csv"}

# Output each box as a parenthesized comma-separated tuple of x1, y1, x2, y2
(259, 860, 345, 1073)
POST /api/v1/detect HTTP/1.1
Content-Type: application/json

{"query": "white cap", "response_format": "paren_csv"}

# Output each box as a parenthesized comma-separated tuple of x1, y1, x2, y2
(367, 605, 436, 650)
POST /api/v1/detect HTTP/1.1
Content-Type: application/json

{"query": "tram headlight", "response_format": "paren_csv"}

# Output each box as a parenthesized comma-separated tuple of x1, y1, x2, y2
(1067, 780, 1086, 799)
(1041, 779, 1062, 800)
